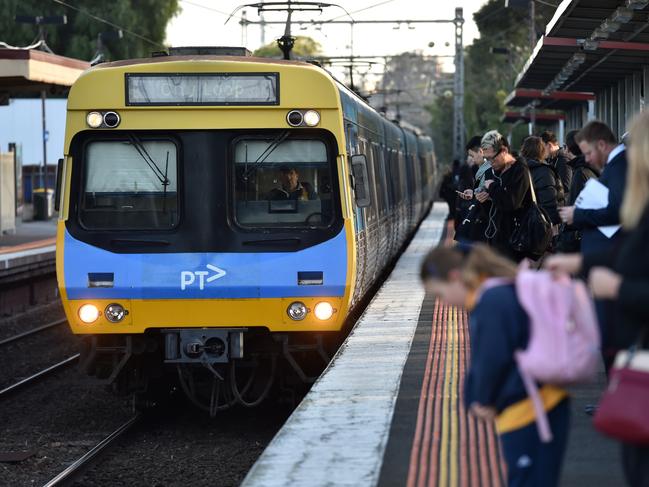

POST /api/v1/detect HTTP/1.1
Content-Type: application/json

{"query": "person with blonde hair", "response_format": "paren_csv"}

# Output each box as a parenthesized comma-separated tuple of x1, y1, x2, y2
(546, 110, 649, 486)
(421, 244, 571, 487)
(478, 130, 533, 261)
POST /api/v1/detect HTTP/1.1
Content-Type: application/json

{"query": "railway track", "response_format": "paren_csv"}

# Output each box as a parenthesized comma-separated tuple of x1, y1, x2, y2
(41, 414, 142, 487)
(0, 354, 80, 399)
(0, 317, 67, 347)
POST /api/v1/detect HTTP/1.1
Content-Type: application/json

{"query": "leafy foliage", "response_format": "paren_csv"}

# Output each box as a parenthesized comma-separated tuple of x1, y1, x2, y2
(0, 0, 180, 61)
(428, 0, 554, 163)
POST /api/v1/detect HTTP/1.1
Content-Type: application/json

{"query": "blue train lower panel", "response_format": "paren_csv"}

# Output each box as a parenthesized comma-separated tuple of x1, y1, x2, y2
(63, 228, 348, 300)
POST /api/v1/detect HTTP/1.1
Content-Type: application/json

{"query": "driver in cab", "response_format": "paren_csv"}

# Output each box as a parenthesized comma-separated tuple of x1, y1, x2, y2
(269, 165, 318, 200)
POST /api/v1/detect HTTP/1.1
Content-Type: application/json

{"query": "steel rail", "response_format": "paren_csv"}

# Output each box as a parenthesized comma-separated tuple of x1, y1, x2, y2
(41, 414, 142, 487)
(0, 354, 80, 399)
(0, 318, 68, 347)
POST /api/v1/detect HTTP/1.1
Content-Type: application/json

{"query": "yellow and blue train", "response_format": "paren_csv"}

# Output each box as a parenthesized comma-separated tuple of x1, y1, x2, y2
(55, 47, 437, 411)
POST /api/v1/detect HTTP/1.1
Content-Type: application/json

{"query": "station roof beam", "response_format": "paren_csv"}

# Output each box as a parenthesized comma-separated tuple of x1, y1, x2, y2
(515, 0, 649, 93)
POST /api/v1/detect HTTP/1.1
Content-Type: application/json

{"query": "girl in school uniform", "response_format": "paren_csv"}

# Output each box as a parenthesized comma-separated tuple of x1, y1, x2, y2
(420, 244, 570, 487)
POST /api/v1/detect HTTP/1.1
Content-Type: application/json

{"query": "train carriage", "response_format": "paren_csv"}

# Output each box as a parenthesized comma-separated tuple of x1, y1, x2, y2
(55, 47, 437, 410)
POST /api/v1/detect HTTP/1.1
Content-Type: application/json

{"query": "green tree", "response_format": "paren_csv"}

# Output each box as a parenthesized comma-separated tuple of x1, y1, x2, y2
(0, 0, 180, 61)
(428, 0, 555, 162)
(428, 93, 454, 166)
(253, 36, 321, 58)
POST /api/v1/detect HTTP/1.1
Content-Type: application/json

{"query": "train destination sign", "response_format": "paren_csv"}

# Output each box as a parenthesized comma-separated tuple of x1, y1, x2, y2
(125, 73, 279, 106)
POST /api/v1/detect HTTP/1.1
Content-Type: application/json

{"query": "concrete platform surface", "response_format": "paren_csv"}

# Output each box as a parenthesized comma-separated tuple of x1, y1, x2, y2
(0, 217, 57, 251)
(243, 203, 626, 487)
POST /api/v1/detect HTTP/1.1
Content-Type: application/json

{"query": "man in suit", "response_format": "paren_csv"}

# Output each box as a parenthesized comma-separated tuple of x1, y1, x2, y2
(559, 121, 627, 255)
(559, 120, 627, 378)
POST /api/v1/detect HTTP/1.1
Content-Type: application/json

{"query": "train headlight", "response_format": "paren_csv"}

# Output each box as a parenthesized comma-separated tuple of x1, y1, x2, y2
(314, 302, 334, 321)
(86, 111, 103, 128)
(303, 110, 320, 127)
(287, 301, 308, 321)
(79, 304, 100, 324)
(105, 303, 127, 323)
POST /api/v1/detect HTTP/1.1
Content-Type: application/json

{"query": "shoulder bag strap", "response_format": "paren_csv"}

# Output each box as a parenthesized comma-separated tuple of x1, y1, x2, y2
(525, 168, 538, 205)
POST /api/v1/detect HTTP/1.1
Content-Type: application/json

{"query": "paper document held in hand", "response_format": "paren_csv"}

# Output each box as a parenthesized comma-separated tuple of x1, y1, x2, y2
(574, 179, 620, 238)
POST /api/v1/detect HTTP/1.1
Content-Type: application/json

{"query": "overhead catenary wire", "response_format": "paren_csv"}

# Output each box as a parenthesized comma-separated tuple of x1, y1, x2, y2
(321, 0, 396, 23)
(50, 0, 164, 48)
(179, 0, 246, 21)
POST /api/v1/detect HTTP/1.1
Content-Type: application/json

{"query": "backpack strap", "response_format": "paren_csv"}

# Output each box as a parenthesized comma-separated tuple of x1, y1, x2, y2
(514, 354, 554, 443)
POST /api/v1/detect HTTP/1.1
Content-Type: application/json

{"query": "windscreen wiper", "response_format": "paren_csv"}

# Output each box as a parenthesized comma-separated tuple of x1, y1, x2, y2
(242, 130, 290, 181)
(128, 134, 170, 188)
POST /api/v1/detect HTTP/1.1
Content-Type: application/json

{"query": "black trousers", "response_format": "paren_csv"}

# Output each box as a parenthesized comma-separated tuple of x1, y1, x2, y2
(500, 399, 571, 487)
(623, 443, 649, 487)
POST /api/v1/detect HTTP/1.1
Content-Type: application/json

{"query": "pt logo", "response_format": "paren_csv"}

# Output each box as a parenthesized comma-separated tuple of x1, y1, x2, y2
(181, 264, 227, 290)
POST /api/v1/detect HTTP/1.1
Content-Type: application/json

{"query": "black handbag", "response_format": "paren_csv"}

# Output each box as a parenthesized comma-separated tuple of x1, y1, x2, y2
(509, 170, 553, 259)
(557, 224, 582, 253)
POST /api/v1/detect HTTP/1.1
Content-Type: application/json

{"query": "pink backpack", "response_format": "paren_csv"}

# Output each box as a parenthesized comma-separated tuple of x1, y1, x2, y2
(479, 268, 600, 442)
(514, 268, 600, 442)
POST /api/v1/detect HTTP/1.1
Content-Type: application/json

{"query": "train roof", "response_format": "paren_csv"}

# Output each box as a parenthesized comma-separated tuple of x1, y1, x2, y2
(72, 53, 431, 139)
(93, 55, 314, 69)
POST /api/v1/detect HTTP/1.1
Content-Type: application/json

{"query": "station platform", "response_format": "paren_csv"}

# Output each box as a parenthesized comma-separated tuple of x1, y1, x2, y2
(0, 217, 57, 252)
(0, 218, 56, 272)
(0, 218, 57, 315)
(243, 203, 625, 487)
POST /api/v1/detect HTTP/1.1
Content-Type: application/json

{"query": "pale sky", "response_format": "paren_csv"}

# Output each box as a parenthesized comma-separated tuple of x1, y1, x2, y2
(166, 0, 488, 80)
(1, 1, 491, 166)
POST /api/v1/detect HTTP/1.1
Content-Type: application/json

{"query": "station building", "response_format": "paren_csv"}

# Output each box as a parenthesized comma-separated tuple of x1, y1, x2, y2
(506, 0, 649, 140)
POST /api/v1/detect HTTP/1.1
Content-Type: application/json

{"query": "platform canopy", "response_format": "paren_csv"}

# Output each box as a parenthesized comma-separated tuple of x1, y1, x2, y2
(0, 48, 89, 102)
(504, 88, 595, 110)
(515, 0, 649, 92)
(501, 110, 566, 125)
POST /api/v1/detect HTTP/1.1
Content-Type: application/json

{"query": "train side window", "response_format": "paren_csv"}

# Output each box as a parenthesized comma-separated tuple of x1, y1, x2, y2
(384, 148, 395, 210)
(233, 137, 335, 228)
(79, 139, 179, 230)
(350, 154, 371, 208)
(370, 144, 385, 215)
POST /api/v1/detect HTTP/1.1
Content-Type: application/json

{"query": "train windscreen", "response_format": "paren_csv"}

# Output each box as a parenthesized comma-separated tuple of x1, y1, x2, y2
(233, 136, 335, 228)
(79, 138, 179, 230)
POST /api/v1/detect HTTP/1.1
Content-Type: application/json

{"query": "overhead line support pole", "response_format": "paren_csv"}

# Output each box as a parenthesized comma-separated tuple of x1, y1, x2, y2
(452, 7, 465, 161)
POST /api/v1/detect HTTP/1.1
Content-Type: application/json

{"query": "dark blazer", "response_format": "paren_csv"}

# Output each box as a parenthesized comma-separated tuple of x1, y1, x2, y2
(527, 159, 561, 224)
(583, 203, 649, 350)
(573, 148, 627, 254)
(486, 158, 533, 260)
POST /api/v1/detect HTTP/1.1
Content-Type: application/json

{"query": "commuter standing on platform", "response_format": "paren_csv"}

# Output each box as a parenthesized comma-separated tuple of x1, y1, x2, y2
(558, 121, 627, 373)
(455, 136, 493, 243)
(521, 136, 561, 227)
(477, 130, 532, 261)
(453, 157, 475, 232)
(559, 122, 627, 255)
(466, 135, 493, 193)
(557, 129, 600, 252)
(541, 130, 571, 205)
(546, 111, 649, 487)
(421, 245, 570, 487)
